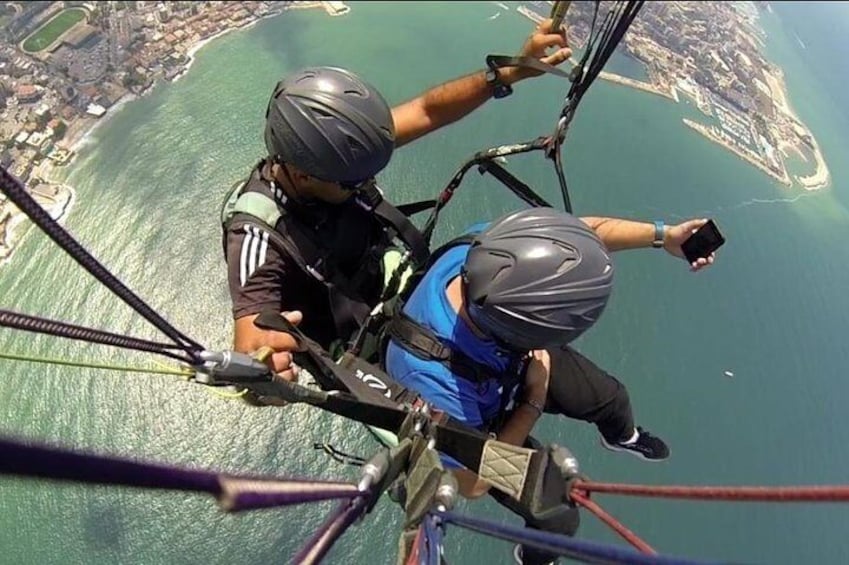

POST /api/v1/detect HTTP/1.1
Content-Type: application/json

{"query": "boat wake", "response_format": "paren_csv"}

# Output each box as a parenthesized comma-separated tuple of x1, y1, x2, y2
(639, 192, 819, 223)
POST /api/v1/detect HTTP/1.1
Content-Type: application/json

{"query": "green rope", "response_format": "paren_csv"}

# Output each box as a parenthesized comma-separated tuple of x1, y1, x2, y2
(0, 350, 253, 400)
(0, 350, 192, 377)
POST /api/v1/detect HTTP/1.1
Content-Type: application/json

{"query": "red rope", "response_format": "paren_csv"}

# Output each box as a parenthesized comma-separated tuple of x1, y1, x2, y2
(570, 491, 657, 555)
(405, 524, 424, 565)
(573, 481, 849, 502)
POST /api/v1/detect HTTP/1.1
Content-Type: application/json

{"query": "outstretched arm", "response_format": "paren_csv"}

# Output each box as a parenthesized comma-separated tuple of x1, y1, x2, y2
(391, 19, 571, 148)
(580, 216, 716, 271)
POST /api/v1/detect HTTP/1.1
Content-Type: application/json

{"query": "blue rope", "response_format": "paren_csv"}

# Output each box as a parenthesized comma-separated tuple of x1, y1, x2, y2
(420, 514, 443, 565)
(434, 509, 725, 565)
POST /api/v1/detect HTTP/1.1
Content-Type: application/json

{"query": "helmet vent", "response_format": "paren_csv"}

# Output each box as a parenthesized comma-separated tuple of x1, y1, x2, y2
(491, 264, 511, 285)
(345, 134, 366, 154)
(311, 107, 335, 119)
(556, 256, 579, 274)
(264, 67, 395, 183)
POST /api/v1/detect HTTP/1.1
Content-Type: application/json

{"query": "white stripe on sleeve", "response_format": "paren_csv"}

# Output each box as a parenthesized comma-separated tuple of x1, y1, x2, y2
(239, 225, 272, 287)
(247, 226, 260, 278)
(239, 225, 253, 286)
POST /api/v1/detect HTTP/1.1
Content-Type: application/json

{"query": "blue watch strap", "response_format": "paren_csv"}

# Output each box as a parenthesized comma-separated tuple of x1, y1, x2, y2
(652, 220, 665, 248)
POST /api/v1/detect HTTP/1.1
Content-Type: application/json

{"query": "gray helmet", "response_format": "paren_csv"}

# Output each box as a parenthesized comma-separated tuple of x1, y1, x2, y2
(264, 66, 395, 184)
(462, 208, 614, 351)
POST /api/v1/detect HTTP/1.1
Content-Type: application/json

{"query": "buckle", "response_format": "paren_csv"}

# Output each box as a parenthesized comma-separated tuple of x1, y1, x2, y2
(351, 179, 383, 210)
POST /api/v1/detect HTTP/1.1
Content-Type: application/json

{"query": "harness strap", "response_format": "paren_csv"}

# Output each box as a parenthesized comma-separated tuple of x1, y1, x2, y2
(386, 313, 499, 385)
(357, 183, 430, 265)
(254, 309, 414, 407)
(476, 160, 552, 208)
(396, 199, 438, 217)
(399, 233, 478, 300)
(485, 54, 572, 81)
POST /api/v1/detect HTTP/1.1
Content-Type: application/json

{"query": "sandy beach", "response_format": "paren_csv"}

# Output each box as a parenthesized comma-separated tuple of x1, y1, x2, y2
(0, 183, 76, 267)
(762, 68, 830, 190)
(796, 136, 830, 190)
(173, 20, 261, 84)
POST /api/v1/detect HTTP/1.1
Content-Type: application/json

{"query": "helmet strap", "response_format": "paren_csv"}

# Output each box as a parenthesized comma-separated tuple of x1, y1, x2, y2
(274, 160, 315, 205)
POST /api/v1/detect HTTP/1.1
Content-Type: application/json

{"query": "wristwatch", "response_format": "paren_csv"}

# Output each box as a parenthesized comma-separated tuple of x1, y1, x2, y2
(485, 67, 513, 99)
(652, 220, 665, 249)
(522, 398, 545, 417)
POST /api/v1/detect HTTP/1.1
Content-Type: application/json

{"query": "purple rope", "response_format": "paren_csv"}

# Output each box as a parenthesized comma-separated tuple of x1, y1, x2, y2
(292, 496, 369, 564)
(0, 436, 358, 511)
(219, 476, 359, 512)
(0, 165, 204, 360)
(435, 510, 720, 565)
(0, 308, 193, 363)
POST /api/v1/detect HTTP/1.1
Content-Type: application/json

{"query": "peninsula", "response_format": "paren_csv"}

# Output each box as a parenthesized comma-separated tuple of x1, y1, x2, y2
(515, 1, 828, 191)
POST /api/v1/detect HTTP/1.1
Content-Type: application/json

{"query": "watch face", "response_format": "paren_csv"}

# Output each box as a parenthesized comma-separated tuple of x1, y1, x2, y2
(485, 69, 497, 83)
(494, 83, 513, 99)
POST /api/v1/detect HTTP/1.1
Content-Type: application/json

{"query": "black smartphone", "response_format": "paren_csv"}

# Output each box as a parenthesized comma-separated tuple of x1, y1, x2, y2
(681, 219, 725, 263)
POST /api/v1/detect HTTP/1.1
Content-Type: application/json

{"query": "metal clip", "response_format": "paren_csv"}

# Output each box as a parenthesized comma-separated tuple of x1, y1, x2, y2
(193, 350, 271, 385)
(569, 64, 583, 83)
(434, 473, 458, 513)
(413, 402, 431, 433)
(549, 443, 580, 480)
(357, 449, 390, 493)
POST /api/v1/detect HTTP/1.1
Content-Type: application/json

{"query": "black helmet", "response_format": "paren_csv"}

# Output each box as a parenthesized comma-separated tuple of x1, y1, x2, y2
(264, 66, 395, 184)
(462, 208, 614, 351)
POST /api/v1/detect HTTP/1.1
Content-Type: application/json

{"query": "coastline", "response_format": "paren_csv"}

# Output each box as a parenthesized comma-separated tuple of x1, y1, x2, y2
(0, 3, 313, 268)
(598, 70, 678, 102)
(63, 4, 310, 154)
(761, 68, 830, 190)
(514, 3, 830, 193)
(3, 1, 829, 270)
(1, 2, 357, 268)
(0, 183, 76, 267)
(65, 92, 138, 155)
(795, 136, 829, 190)
(600, 61, 829, 191)
(171, 11, 279, 84)
(682, 118, 792, 188)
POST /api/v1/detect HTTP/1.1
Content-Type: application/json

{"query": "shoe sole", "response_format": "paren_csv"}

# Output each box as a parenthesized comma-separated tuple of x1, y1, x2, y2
(599, 437, 668, 462)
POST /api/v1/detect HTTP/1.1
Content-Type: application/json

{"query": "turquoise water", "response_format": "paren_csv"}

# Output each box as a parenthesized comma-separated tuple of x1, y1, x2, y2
(2, 2, 849, 563)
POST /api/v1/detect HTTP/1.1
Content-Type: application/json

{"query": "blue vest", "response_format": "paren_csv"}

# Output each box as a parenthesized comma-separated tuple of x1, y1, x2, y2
(385, 242, 522, 469)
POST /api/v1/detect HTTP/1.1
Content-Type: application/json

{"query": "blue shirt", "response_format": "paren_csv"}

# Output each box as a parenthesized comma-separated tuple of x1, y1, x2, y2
(385, 238, 521, 469)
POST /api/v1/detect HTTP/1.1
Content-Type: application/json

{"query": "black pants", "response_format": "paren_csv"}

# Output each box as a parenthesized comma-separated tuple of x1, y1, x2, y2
(490, 345, 636, 564)
(544, 345, 635, 444)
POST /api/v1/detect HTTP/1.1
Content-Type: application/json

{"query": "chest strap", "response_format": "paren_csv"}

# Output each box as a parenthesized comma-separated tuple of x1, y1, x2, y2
(355, 182, 431, 266)
(386, 312, 511, 385)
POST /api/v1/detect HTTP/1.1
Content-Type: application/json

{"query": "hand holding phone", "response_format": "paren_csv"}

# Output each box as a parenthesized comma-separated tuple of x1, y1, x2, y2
(681, 219, 725, 263)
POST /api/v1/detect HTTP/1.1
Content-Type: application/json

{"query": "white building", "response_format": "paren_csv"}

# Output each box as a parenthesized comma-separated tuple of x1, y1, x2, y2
(86, 103, 107, 117)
